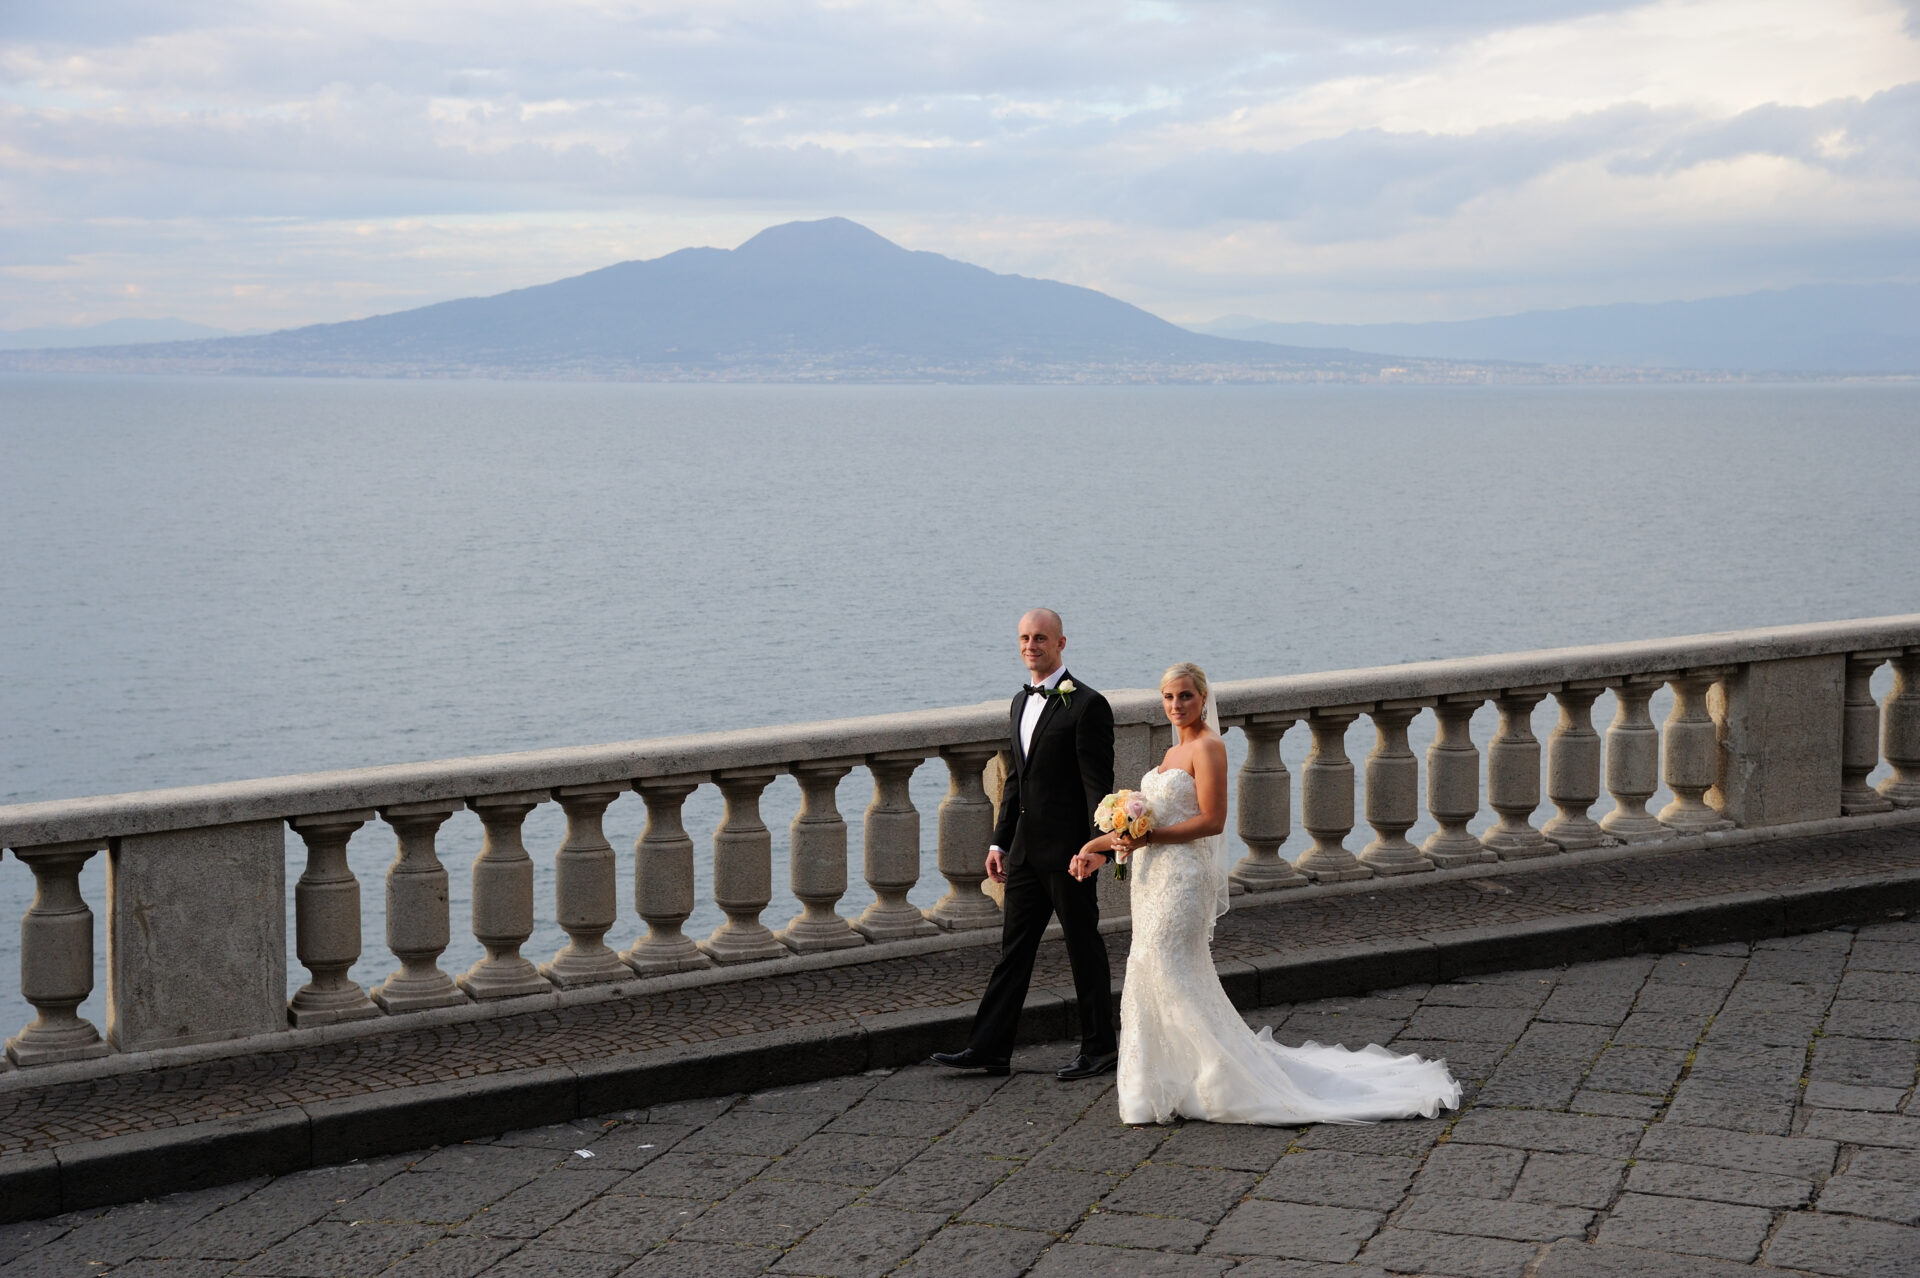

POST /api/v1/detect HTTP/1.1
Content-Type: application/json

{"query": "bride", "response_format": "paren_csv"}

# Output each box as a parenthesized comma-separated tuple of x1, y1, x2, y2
(1070, 662, 1461, 1126)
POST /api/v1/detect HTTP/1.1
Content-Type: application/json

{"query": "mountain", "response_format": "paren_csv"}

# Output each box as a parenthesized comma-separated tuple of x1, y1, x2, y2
(0, 317, 237, 350)
(1197, 283, 1920, 374)
(0, 219, 1409, 382)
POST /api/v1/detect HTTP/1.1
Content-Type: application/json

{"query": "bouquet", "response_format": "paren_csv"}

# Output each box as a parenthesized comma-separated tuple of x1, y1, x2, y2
(1093, 789, 1155, 881)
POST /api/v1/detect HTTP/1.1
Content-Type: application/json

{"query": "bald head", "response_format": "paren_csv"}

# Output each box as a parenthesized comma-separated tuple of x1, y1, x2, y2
(1017, 608, 1066, 681)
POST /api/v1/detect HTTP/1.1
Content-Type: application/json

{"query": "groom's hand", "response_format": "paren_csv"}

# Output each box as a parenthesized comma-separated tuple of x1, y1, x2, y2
(985, 848, 1007, 884)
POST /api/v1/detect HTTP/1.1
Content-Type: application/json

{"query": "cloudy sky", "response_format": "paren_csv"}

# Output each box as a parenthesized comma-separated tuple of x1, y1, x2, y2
(4, 0, 1918, 332)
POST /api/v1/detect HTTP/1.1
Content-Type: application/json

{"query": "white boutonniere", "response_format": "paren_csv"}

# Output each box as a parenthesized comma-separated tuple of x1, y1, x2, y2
(1052, 679, 1076, 709)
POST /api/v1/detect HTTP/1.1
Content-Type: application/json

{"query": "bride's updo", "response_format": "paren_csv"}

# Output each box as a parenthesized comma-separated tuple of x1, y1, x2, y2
(1160, 661, 1209, 701)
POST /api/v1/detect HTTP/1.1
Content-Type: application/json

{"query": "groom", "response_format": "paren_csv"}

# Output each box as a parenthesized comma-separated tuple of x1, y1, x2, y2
(932, 607, 1119, 1080)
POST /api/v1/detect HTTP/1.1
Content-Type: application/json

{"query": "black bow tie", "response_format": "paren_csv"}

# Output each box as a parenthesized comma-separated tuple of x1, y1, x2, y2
(1024, 684, 1046, 695)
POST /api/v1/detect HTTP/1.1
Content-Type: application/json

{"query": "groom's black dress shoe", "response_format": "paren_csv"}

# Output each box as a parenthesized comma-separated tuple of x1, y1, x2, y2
(1056, 1051, 1119, 1081)
(930, 1049, 1011, 1076)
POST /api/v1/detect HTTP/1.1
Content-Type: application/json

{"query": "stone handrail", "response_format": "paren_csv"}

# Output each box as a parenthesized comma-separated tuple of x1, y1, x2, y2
(4, 614, 1918, 1075)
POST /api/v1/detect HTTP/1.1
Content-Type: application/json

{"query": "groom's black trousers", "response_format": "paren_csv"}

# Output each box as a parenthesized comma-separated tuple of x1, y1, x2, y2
(967, 859, 1116, 1059)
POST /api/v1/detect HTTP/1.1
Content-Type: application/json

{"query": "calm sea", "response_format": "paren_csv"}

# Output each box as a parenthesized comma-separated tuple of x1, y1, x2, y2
(3, 375, 1917, 1036)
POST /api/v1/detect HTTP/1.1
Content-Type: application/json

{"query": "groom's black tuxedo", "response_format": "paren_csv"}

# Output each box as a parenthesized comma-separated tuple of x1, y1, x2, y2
(966, 670, 1118, 1062)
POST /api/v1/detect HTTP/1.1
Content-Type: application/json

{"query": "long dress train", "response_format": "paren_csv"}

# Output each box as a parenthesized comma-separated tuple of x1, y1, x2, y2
(1116, 766, 1461, 1126)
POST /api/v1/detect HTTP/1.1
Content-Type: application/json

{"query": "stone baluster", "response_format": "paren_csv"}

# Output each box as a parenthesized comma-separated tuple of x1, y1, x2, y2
(6, 842, 109, 1066)
(1658, 670, 1733, 832)
(1423, 695, 1493, 867)
(371, 801, 467, 1012)
(1880, 650, 1920, 807)
(623, 775, 712, 975)
(777, 758, 865, 953)
(459, 792, 554, 998)
(1842, 653, 1897, 814)
(287, 811, 382, 1026)
(1232, 714, 1309, 891)
(1296, 708, 1373, 882)
(1543, 682, 1608, 849)
(856, 752, 937, 940)
(700, 769, 788, 963)
(1360, 702, 1432, 875)
(927, 743, 1004, 930)
(541, 785, 630, 987)
(1481, 687, 1555, 859)
(1600, 677, 1674, 843)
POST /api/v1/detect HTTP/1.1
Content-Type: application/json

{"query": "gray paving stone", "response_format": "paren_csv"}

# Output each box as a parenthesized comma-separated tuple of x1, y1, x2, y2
(1559, 956, 1657, 985)
(377, 1234, 522, 1278)
(677, 1110, 833, 1157)
(576, 1124, 694, 1171)
(474, 1242, 628, 1277)
(1291, 1121, 1442, 1159)
(1688, 1039, 1807, 1085)
(1402, 1005, 1535, 1044)
(1395, 1193, 1591, 1242)
(1765, 1211, 1920, 1277)
(937, 1103, 1077, 1158)
(1204, 1200, 1382, 1263)
(0, 1219, 70, 1267)
(404, 1145, 564, 1179)
(1030, 1116, 1170, 1172)
(1356, 1227, 1537, 1278)
(646, 1097, 739, 1127)
(1568, 1092, 1662, 1120)
(1648, 954, 1745, 987)
(1635, 1123, 1837, 1178)
(1072, 1210, 1212, 1252)
(489, 1118, 613, 1151)
(77, 1261, 239, 1278)
(153, 1166, 400, 1259)
(231, 1221, 445, 1276)
(1514, 1022, 1614, 1058)
(1411, 1143, 1525, 1199)
(1805, 1081, 1906, 1110)
(1529, 1239, 1762, 1278)
(1627, 986, 1735, 1020)
(1744, 947, 1849, 984)
(1253, 1150, 1411, 1210)
(1270, 1017, 1410, 1052)
(331, 1173, 521, 1226)
(7, 1185, 256, 1271)
(1818, 1173, 1920, 1225)
(1851, 1147, 1920, 1182)
(1804, 1108, 1920, 1148)
(467, 1169, 626, 1239)
(1103, 1163, 1256, 1223)
(767, 1203, 944, 1277)
(821, 1097, 980, 1139)
(734, 1076, 878, 1115)
(1474, 1058, 1586, 1110)
(867, 1064, 1012, 1103)
(1423, 982, 1552, 1010)
(1839, 969, 1920, 1003)
(959, 1165, 1118, 1231)
(865, 1153, 1011, 1213)
(765, 1132, 927, 1187)
(613, 1152, 771, 1200)
(1156, 1122, 1300, 1171)
(533, 1194, 706, 1253)
(1535, 987, 1637, 1026)
(615, 1241, 779, 1278)
(1593, 1192, 1772, 1262)
(1610, 1013, 1709, 1048)
(1859, 919, 1920, 943)
(1386, 1038, 1509, 1074)
(1510, 1153, 1626, 1209)
(1221, 1261, 1390, 1278)
(1826, 999, 1919, 1039)
(888, 1223, 1051, 1278)
(1761, 930, 1855, 951)
(1662, 1078, 1795, 1135)
(1027, 1242, 1234, 1277)
(1447, 1110, 1641, 1157)
(1625, 1158, 1811, 1208)
(1811, 1035, 1919, 1088)
(675, 1180, 861, 1246)
(1850, 940, 1920, 972)
(1719, 979, 1833, 1019)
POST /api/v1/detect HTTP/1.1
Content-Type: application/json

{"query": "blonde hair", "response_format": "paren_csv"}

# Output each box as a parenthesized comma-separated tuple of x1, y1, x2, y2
(1159, 662, 1210, 702)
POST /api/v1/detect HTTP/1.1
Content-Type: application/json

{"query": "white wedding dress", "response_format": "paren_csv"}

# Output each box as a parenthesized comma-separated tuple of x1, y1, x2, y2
(1116, 766, 1462, 1126)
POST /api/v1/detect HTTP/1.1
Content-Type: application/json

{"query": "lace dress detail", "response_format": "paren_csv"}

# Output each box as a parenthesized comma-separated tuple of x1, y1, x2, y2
(1117, 767, 1461, 1126)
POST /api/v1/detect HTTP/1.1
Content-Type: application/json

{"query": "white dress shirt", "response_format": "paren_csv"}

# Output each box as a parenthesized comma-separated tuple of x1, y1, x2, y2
(992, 665, 1067, 856)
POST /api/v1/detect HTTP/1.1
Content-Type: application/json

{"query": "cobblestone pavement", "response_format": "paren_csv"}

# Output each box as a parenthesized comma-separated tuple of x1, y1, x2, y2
(5, 919, 1918, 1277)
(5, 825, 1920, 1157)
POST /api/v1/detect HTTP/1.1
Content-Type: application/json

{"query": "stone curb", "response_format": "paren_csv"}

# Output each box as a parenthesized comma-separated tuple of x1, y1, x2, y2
(5, 868, 1920, 1223)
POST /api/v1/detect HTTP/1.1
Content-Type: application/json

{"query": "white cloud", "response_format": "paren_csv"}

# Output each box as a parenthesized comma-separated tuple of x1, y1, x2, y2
(1, 0, 1916, 328)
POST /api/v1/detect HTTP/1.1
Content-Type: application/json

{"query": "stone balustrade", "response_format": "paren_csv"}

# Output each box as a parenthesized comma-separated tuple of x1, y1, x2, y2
(4, 615, 1920, 1077)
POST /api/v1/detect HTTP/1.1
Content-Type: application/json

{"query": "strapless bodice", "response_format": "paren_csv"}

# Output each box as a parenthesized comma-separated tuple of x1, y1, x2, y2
(1141, 766, 1201, 824)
